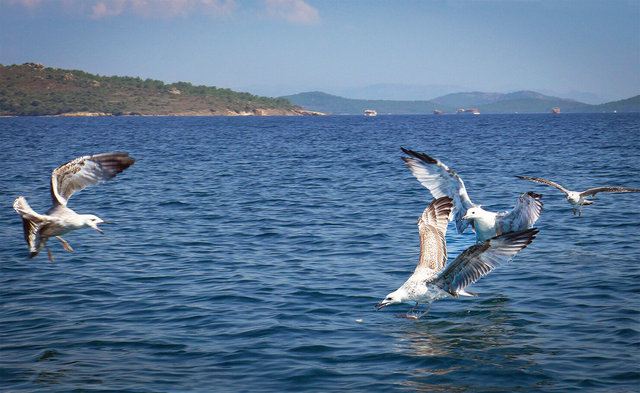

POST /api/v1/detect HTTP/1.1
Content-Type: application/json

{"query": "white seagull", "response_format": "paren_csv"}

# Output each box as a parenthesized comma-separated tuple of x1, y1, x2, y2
(516, 175, 640, 216)
(401, 147, 543, 242)
(376, 197, 538, 319)
(13, 152, 136, 261)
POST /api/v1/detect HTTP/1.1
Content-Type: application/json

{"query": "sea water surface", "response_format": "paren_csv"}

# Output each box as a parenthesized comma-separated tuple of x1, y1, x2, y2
(1, 114, 639, 392)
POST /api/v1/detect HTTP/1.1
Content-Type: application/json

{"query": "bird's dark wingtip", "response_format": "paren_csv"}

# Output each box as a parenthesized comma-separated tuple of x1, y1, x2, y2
(526, 191, 543, 199)
(400, 147, 438, 164)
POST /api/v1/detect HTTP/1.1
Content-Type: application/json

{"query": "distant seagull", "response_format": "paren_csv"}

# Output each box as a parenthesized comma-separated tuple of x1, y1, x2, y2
(401, 147, 543, 242)
(516, 175, 640, 216)
(376, 197, 538, 319)
(13, 153, 135, 261)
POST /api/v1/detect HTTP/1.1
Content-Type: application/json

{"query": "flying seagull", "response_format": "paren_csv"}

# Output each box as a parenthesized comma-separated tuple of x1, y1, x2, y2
(13, 152, 135, 261)
(401, 147, 543, 242)
(516, 175, 640, 216)
(376, 197, 538, 319)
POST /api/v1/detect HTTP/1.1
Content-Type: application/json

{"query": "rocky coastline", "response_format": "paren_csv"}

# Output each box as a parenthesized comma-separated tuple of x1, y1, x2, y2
(49, 108, 326, 117)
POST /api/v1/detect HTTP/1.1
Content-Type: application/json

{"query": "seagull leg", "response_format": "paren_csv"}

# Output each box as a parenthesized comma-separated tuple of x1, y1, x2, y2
(56, 236, 74, 252)
(46, 246, 54, 262)
(415, 303, 432, 319)
(578, 205, 582, 216)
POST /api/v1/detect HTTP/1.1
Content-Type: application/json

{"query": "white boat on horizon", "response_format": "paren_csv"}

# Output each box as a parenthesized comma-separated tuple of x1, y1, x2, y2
(364, 109, 377, 117)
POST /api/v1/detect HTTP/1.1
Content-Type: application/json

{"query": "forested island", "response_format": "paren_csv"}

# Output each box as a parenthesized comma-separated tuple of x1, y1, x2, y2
(0, 63, 323, 116)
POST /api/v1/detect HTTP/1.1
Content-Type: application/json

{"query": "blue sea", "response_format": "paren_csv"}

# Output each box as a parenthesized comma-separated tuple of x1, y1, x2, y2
(1, 114, 639, 392)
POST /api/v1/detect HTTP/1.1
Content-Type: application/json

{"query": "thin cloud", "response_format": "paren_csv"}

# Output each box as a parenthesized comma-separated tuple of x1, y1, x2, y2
(3, 0, 238, 18)
(3, 0, 47, 9)
(264, 0, 320, 25)
(90, 0, 238, 18)
(3, 0, 321, 24)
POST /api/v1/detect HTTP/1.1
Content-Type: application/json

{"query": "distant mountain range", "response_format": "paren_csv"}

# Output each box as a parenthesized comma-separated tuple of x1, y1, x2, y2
(2, 63, 637, 117)
(327, 83, 468, 101)
(282, 91, 640, 115)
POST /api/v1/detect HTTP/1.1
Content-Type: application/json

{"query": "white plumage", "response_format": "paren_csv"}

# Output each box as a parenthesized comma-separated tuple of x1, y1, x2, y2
(517, 175, 640, 216)
(13, 152, 135, 261)
(402, 147, 543, 242)
(376, 197, 538, 319)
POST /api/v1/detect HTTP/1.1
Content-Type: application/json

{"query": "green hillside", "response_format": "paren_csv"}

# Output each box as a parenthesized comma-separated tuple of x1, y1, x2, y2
(0, 63, 314, 116)
(477, 98, 589, 114)
(434, 90, 590, 113)
(588, 95, 640, 113)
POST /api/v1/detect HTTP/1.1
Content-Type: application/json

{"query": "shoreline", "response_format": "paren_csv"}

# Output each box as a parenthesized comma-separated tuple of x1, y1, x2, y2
(49, 109, 328, 117)
(0, 109, 328, 117)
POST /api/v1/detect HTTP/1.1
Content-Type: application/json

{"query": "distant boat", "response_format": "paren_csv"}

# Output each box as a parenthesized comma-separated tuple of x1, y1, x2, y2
(552, 107, 560, 114)
(456, 108, 480, 115)
(364, 109, 377, 117)
(433, 110, 442, 115)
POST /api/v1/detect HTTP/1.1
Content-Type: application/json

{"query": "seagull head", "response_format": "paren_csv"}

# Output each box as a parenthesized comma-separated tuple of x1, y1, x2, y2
(461, 207, 482, 221)
(376, 289, 405, 311)
(83, 214, 109, 234)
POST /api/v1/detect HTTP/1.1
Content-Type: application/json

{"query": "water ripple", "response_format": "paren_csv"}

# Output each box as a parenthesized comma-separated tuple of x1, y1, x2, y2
(1, 114, 639, 392)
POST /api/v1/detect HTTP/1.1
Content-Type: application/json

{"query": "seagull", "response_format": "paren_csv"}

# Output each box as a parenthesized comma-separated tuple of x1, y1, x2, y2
(401, 147, 543, 242)
(516, 175, 640, 216)
(13, 152, 135, 261)
(376, 197, 538, 319)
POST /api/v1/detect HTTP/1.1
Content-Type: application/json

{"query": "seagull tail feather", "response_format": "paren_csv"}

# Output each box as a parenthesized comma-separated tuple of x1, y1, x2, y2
(13, 197, 44, 255)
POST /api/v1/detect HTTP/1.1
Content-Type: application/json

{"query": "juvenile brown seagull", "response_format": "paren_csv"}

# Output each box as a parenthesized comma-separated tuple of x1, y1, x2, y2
(13, 152, 135, 261)
(376, 196, 538, 319)
(516, 175, 640, 216)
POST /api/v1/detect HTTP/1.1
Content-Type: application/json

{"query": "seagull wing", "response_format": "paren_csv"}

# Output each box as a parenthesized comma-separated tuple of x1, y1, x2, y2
(580, 186, 640, 198)
(50, 152, 136, 206)
(431, 228, 538, 297)
(422, 196, 452, 235)
(516, 176, 569, 194)
(401, 148, 475, 234)
(415, 197, 453, 276)
(497, 192, 543, 234)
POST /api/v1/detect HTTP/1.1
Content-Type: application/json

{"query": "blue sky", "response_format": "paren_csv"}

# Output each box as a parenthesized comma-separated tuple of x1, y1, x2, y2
(1, 0, 638, 103)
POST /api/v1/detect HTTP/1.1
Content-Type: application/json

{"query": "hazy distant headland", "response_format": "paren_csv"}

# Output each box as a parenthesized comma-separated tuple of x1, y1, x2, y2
(1, 63, 637, 117)
(282, 91, 640, 115)
(0, 63, 325, 117)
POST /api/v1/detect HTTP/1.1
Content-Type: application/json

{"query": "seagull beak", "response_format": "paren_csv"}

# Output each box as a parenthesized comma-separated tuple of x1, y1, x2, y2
(461, 214, 471, 220)
(375, 301, 390, 311)
(88, 222, 105, 235)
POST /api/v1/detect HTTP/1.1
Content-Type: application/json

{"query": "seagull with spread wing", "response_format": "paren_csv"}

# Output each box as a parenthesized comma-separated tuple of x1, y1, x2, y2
(401, 147, 543, 242)
(376, 197, 538, 319)
(516, 175, 640, 216)
(13, 153, 136, 261)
